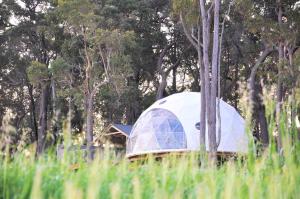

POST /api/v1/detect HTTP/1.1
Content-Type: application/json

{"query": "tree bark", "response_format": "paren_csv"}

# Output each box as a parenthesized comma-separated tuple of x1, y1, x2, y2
(199, 0, 219, 162)
(208, 0, 220, 158)
(27, 83, 38, 142)
(248, 47, 273, 101)
(199, 58, 206, 150)
(156, 74, 167, 100)
(276, 0, 283, 152)
(276, 43, 284, 152)
(248, 47, 274, 147)
(85, 93, 94, 160)
(257, 95, 269, 145)
(51, 77, 59, 144)
(276, 44, 283, 151)
(68, 96, 73, 137)
(82, 32, 95, 160)
(172, 67, 177, 93)
(199, 0, 211, 156)
(36, 84, 49, 155)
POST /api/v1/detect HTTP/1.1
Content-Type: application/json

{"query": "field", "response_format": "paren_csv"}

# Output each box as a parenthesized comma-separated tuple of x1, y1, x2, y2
(1, 96, 300, 199)
(1, 137, 299, 199)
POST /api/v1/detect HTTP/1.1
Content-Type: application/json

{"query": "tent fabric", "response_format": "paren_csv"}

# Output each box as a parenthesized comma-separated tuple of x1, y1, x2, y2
(126, 92, 249, 157)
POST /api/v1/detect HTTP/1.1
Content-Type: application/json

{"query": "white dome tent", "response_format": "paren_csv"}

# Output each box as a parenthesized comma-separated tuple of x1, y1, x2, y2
(126, 92, 249, 158)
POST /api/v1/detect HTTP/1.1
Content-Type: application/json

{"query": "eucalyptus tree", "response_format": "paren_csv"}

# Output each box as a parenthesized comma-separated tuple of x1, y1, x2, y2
(58, 0, 137, 158)
(173, 1, 207, 150)
(93, 0, 174, 125)
(238, 0, 300, 149)
(2, 0, 65, 155)
(173, 0, 226, 160)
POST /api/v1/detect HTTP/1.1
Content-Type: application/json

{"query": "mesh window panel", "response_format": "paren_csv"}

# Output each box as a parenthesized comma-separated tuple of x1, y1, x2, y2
(127, 108, 187, 154)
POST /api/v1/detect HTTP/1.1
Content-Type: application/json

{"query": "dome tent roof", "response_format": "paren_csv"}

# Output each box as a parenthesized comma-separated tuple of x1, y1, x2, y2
(126, 92, 248, 158)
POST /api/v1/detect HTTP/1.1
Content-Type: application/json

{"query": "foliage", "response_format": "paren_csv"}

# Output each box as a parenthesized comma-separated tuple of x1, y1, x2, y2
(172, 0, 199, 25)
(0, 138, 299, 199)
(51, 58, 72, 79)
(27, 61, 49, 86)
(1, 0, 300, 171)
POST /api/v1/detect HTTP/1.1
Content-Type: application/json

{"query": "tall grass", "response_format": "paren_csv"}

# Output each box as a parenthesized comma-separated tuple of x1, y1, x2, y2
(1, 134, 299, 199)
(0, 99, 300, 199)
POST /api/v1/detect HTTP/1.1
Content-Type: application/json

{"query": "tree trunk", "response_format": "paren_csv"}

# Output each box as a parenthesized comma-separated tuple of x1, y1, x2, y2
(85, 93, 94, 160)
(68, 96, 73, 137)
(83, 35, 95, 160)
(255, 82, 269, 146)
(208, 0, 220, 159)
(276, 0, 284, 153)
(257, 104, 269, 145)
(199, 0, 212, 156)
(276, 45, 284, 152)
(172, 67, 177, 93)
(276, 44, 284, 152)
(51, 78, 59, 144)
(248, 47, 274, 147)
(199, 59, 206, 150)
(27, 83, 38, 142)
(36, 84, 49, 155)
(199, 0, 220, 162)
(156, 73, 167, 100)
(125, 76, 140, 124)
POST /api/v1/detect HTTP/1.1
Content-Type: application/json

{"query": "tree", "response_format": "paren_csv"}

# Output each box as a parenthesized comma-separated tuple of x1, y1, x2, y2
(1, 0, 299, 158)
(248, 46, 275, 146)
(238, 0, 300, 150)
(173, 0, 207, 151)
(156, 42, 186, 100)
(58, 0, 137, 159)
(2, 0, 65, 155)
(174, 0, 225, 161)
(27, 61, 51, 154)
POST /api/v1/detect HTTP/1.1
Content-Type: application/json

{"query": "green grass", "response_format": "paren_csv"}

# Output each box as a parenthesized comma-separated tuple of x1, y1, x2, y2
(1, 98, 300, 199)
(0, 137, 299, 199)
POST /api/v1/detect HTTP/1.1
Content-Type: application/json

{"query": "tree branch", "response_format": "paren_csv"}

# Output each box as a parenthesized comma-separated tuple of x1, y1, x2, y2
(165, 45, 192, 74)
(249, 47, 275, 89)
(91, 79, 108, 97)
(208, 1, 215, 15)
(180, 13, 200, 49)
(157, 42, 175, 73)
(166, 58, 181, 74)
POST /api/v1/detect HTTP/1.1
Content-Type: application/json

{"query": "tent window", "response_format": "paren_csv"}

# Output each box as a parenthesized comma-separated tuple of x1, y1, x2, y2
(195, 122, 200, 130)
(127, 108, 186, 154)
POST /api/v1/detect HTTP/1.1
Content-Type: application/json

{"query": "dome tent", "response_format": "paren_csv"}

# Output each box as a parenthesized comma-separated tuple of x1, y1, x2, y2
(126, 92, 248, 158)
